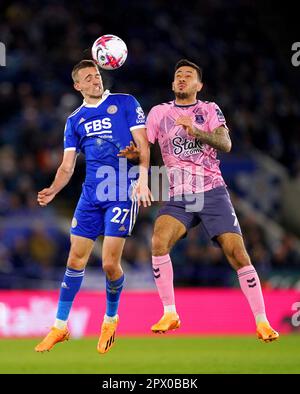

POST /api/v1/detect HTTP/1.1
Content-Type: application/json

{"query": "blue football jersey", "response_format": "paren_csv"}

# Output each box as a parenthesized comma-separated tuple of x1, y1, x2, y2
(64, 90, 145, 199)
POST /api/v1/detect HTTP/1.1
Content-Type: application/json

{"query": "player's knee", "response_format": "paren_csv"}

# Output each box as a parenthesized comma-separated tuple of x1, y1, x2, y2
(152, 234, 170, 256)
(229, 246, 251, 270)
(67, 250, 88, 270)
(102, 261, 118, 276)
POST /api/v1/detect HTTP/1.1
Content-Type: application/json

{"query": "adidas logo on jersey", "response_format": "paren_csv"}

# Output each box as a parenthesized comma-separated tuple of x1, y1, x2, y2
(79, 117, 86, 124)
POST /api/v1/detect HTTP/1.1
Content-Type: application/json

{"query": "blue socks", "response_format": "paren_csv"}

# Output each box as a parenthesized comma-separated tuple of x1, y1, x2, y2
(105, 274, 125, 317)
(56, 267, 85, 321)
(55, 268, 124, 326)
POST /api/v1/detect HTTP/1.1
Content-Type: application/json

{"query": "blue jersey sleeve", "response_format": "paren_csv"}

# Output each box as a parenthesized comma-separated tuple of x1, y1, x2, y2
(64, 118, 80, 152)
(125, 95, 146, 132)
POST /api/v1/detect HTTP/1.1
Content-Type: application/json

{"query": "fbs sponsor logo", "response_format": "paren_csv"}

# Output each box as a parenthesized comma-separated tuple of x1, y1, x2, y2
(84, 118, 112, 134)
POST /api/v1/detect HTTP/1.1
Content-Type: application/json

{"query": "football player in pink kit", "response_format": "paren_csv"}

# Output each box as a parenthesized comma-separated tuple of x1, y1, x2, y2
(146, 59, 279, 342)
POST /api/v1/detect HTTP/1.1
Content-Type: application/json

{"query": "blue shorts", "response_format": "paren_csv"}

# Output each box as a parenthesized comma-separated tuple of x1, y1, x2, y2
(157, 186, 242, 247)
(70, 183, 139, 240)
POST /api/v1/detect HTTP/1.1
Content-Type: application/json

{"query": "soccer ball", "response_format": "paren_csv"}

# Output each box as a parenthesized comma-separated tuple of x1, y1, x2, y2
(91, 34, 128, 70)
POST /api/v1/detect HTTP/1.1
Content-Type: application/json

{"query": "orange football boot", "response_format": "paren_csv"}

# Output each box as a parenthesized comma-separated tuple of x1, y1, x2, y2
(151, 312, 181, 334)
(97, 316, 119, 354)
(256, 322, 279, 343)
(35, 326, 70, 352)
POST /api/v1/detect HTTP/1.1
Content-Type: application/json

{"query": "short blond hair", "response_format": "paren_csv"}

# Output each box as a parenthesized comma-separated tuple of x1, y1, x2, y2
(71, 59, 98, 82)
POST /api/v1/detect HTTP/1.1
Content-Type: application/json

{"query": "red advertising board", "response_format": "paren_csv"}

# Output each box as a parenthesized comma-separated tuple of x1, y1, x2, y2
(0, 289, 299, 337)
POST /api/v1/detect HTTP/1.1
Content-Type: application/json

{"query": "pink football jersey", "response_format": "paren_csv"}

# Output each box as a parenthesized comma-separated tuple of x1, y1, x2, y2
(146, 100, 228, 196)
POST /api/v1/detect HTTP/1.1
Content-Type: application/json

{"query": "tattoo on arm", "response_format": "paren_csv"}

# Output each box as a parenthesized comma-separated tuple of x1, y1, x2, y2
(192, 126, 232, 152)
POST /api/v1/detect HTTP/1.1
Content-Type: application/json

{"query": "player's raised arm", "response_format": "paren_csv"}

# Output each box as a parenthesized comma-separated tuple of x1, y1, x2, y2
(37, 149, 78, 207)
(175, 116, 232, 153)
(131, 127, 153, 207)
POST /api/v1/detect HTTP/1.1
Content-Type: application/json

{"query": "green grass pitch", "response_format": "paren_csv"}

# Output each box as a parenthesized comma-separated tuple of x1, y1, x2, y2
(1, 335, 300, 374)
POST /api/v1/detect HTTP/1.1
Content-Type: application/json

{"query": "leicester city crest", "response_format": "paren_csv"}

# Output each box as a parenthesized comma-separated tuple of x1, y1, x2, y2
(107, 105, 118, 114)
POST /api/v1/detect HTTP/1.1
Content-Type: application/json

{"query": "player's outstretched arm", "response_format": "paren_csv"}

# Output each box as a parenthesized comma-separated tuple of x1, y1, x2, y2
(175, 116, 232, 153)
(131, 128, 153, 207)
(37, 150, 78, 207)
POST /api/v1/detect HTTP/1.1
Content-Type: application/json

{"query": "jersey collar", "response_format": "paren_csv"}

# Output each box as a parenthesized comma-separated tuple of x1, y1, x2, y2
(83, 89, 110, 108)
(174, 100, 198, 108)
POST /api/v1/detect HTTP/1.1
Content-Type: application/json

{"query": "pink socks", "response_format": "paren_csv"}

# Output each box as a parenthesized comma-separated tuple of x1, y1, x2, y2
(152, 254, 175, 307)
(237, 265, 267, 323)
(152, 258, 267, 324)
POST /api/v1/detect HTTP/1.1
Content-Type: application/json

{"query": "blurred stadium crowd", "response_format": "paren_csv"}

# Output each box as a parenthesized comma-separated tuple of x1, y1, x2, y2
(0, 0, 300, 289)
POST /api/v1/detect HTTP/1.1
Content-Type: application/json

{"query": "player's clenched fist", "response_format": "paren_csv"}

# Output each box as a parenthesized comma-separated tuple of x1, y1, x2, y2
(37, 187, 56, 207)
(175, 116, 196, 137)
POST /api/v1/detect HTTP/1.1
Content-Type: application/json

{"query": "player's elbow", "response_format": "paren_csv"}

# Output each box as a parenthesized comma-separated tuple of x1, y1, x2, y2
(224, 141, 232, 153)
(222, 140, 232, 153)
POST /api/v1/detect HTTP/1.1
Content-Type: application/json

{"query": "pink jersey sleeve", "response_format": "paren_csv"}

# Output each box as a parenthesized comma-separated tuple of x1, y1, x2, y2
(146, 107, 159, 143)
(208, 102, 228, 132)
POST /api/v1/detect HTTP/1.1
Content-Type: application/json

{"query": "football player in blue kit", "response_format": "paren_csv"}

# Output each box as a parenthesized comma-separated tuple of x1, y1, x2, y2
(35, 60, 152, 354)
